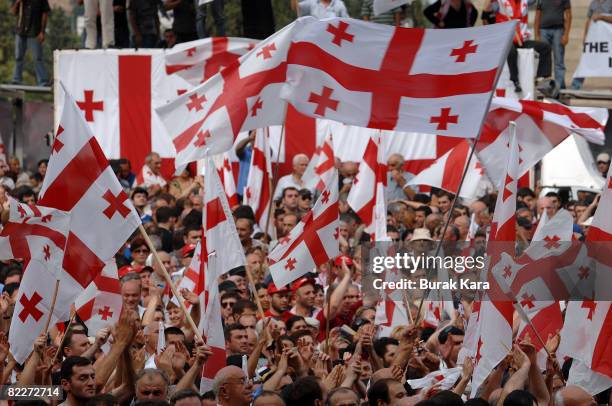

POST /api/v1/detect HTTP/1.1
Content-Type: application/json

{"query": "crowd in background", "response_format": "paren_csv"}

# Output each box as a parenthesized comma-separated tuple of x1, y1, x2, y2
(0, 132, 610, 405)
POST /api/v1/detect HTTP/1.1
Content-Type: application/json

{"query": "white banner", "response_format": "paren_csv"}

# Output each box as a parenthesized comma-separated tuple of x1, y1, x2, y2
(573, 19, 612, 78)
(373, 0, 411, 16)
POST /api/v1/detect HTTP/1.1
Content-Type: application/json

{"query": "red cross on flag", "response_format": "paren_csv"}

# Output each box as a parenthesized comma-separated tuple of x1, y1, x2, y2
(347, 132, 388, 241)
(0, 199, 65, 262)
(40, 84, 141, 284)
(165, 37, 258, 86)
(476, 97, 608, 188)
(269, 169, 339, 288)
(56, 50, 192, 176)
(157, 23, 301, 167)
(407, 367, 462, 390)
(407, 140, 486, 199)
(559, 163, 612, 386)
(213, 153, 240, 209)
(282, 18, 517, 137)
(469, 130, 520, 397)
(302, 131, 335, 193)
(199, 156, 246, 391)
(243, 129, 273, 233)
(0, 200, 85, 364)
(374, 299, 409, 338)
(74, 260, 122, 334)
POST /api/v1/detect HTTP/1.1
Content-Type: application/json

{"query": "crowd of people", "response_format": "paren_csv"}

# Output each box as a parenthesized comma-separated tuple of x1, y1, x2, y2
(9, 0, 612, 89)
(0, 133, 610, 405)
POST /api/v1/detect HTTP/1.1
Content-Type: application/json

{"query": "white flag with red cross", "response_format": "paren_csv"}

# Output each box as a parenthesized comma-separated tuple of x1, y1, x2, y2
(269, 169, 339, 288)
(243, 129, 273, 233)
(214, 153, 240, 209)
(75, 260, 123, 334)
(199, 157, 246, 391)
(55, 49, 192, 177)
(469, 131, 520, 397)
(347, 132, 388, 241)
(302, 131, 335, 193)
(407, 140, 485, 199)
(476, 97, 607, 188)
(558, 163, 612, 384)
(0, 200, 83, 364)
(281, 18, 516, 137)
(407, 367, 462, 390)
(39, 84, 141, 283)
(157, 22, 301, 166)
(0, 199, 67, 263)
(165, 37, 258, 86)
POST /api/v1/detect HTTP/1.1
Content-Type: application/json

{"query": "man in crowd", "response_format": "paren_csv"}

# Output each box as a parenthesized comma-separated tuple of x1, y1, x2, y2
(274, 155, 309, 200)
(10, 0, 50, 86)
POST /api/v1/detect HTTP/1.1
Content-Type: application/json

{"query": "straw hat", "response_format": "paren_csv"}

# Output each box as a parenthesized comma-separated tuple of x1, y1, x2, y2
(410, 228, 433, 242)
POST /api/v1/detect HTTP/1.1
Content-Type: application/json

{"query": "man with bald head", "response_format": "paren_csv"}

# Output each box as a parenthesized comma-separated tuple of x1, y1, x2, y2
(386, 153, 416, 201)
(554, 385, 597, 406)
(213, 365, 253, 406)
(274, 154, 309, 199)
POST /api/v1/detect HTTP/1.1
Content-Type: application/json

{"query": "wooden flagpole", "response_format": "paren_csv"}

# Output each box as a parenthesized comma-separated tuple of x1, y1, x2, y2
(42, 280, 60, 335)
(139, 225, 202, 340)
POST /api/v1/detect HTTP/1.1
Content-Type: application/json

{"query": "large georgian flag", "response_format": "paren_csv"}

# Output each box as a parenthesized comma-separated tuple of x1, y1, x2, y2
(55, 49, 191, 174)
(282, 18, 517, 137)
(40, 85, 141, 281)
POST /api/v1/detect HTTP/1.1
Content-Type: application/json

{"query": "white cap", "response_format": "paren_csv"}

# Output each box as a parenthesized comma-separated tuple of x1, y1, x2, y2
(596, 152, 610, 163)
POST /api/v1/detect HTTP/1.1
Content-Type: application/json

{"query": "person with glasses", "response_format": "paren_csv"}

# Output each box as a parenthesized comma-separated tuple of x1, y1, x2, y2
(220, 292, 240, 324)
(130, 238, 150, 267)
(212, 365, 254, 406)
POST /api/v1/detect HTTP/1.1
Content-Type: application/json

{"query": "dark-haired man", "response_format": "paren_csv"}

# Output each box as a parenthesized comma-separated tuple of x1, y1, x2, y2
(60, 356, 97, 406)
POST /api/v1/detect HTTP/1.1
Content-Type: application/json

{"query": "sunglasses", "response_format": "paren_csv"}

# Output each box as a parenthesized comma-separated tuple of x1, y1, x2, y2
(133, 248, 150, 254)
(222, 301, 236, 308)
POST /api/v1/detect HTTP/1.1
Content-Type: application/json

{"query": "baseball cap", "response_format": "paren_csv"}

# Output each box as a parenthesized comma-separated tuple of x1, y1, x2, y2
(181, 244, 197, 257)
(292, 277, 316, 292)
(267, 282, 290, 295)
(597, 152, 610, 163)
(333, 255, 354, 267)
(118, 265, 142, 278)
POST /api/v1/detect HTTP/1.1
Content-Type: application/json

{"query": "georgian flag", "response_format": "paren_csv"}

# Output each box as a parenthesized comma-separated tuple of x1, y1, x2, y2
(200, 157, 246, 391)
(282, 18, 517, 137)
(269, 169, 339, 288)
(165, 37, 258, 86)
(476, 97, 607, 187)
(243, 129, 273, 232)
(40, 84, 141, 285)
(407, 140, 485, 199)
(157, 23, 301, 166)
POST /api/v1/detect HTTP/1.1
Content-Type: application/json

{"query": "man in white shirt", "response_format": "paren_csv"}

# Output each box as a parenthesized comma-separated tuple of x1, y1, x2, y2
(139, 152, 167, 195)
(274, 154, 309, 200)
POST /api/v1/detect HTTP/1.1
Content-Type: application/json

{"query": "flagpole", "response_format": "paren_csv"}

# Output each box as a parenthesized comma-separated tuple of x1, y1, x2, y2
(264, 125, 286, 242)
(413, 135, 483, 327)
(43, 280, 60, 334)
(53, 312, 76, 362)
(245, 265, 266, 319)
(138, 225, 202, 341)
